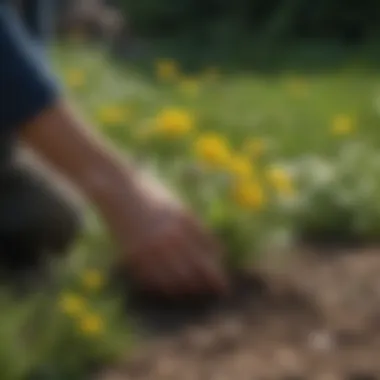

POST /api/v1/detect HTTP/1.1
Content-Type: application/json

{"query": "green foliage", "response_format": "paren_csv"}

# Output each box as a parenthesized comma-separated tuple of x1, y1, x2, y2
(291, 141, 380, 242)
(118, 0, 380, 57)
(3, 45, 380, 378)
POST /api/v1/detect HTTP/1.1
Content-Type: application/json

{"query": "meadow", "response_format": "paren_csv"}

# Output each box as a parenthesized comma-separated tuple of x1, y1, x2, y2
(2, 44, 380, 379)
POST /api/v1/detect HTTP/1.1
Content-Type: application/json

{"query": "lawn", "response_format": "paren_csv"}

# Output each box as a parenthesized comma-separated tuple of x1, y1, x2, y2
(2, 44, 380, 379)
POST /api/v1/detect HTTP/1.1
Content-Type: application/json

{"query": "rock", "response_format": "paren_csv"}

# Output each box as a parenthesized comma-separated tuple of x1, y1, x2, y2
(308, 330, 335, 352)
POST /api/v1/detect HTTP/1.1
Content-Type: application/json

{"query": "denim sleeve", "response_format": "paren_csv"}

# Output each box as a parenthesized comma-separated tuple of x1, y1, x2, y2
(0, 5, 60, 132)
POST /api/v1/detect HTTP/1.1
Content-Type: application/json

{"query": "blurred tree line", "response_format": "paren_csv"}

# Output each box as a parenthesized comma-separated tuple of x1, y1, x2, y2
(117, 0, 380, 44)
(59, 0, 380, 69)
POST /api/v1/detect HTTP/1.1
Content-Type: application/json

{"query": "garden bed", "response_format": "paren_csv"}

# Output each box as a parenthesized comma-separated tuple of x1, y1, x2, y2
(51, 47, 380, 379)
(99, 246, 380, 380)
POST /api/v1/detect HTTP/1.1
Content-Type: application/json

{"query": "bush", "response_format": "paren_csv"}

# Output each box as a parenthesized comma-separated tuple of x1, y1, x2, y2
(118, 0, 380, 47)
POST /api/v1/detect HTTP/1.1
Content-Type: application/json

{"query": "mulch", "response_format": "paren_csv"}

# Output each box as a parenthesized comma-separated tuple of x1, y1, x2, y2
(98, 245, 380, 380)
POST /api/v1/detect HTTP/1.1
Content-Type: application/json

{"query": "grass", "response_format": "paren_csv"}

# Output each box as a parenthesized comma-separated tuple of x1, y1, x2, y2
(2, 44, 380, 379)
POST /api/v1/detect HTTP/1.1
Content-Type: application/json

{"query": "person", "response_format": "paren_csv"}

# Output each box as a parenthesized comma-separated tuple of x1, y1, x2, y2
(0, 2, 228, 295)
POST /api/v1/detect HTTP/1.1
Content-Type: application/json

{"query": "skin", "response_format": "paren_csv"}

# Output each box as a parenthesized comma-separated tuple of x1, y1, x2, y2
(20, 100, 230, 296)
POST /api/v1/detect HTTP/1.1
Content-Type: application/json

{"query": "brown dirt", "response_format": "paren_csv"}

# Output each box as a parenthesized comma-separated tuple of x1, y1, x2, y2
(98, 246, 380, 380)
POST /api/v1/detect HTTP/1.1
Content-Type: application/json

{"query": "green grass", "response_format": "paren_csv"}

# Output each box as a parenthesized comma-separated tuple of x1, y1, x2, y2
(1, 45, 380, 379)
(55, 44, 380, 152)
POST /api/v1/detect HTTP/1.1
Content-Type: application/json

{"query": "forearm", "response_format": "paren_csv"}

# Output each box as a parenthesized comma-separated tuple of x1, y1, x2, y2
(0, 5, 172, 237)
(19, 100, 144, 229)
(0, 4, 124, 205)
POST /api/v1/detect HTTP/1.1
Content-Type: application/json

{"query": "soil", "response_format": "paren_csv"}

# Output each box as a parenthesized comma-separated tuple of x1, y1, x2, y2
(98, 246, 380, 380)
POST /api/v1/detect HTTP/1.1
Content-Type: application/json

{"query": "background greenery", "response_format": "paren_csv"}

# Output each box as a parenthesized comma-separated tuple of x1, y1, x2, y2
(2, 1, 380, 378)
(115, 0, 380, 70)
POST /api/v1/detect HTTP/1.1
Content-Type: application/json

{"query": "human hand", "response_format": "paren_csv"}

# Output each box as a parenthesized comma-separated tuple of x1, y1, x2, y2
(110, 172, 230, 296)
(18, 101, 228, 297)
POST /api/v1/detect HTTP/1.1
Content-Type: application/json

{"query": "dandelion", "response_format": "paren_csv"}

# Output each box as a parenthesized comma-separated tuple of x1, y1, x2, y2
(331, 114, 355, 136)
(243, 138, 267, 158)
(155, 59, 179, 82)
(97, 105, 127, 125)
(194, 133, 231, 168)
(226, 154, 253, 180)
(65, 68, 86, 89)
(82, 269, 105, 292)
(155, 108, 194, 138)
(232, 180, 265, 210)
(266, 167, 295, 197)
(78, 313, 104, 336)
(59, 293, 85, 317)
(179, 77, 200, 97)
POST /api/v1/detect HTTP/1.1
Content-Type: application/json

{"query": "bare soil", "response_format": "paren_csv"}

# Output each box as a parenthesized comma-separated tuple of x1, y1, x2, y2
(99, 246, 380, 380)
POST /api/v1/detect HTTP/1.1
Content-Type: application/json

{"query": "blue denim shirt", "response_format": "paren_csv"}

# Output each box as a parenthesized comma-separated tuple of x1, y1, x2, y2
(0, 2, 58, 140)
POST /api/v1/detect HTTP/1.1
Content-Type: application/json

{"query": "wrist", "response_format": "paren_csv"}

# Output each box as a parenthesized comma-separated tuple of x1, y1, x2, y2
(81, 156, 140, 210)
(84, 159, 150, 239)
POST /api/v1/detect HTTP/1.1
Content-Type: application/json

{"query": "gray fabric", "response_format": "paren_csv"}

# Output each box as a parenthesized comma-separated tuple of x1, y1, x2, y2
(0, 0, 81, 275)
(0, 160, 83, 276)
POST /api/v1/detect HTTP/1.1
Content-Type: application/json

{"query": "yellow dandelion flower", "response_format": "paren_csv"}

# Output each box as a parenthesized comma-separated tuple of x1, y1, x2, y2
(65, 68, 86, 89)
(59, 293, 85, 317)
(78, 313, 104, 336)
(82, 269, 105, 291)
(243, 138, 267, 158)
(232, 180, 265, 210)
(331, 114, 355, 136)
(266, 167, 295, 197)
(97, 105, 127, 125)
(155, 59, 179, 82)
(179, 77, 200, 97)
(226, 154, 253, 179)
(194, 133, 231, 168)
(155, 108, 193, 138)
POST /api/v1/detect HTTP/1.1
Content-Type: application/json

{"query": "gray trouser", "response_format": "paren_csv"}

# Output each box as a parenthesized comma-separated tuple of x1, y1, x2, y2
(0, 153, 83, 278)
(0, 2, 81, 281)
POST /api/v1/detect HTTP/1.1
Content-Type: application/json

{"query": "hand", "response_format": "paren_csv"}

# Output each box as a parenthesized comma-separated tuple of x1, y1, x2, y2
(110, 171, 230, 296)
(19, 101, 228, 296)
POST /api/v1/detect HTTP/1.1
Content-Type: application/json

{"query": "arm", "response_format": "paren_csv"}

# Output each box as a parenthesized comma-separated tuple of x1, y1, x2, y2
(0, 5, 227, 295)
(20, 100, 160, 238)
(21, 104, 228, 294)
(0, 4, 140, 230)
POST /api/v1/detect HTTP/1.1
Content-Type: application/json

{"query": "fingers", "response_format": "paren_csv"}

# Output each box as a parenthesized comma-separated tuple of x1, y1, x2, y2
(181, 214, 226, 259)
(127, 210, 230, 297)
(130, 239, 178, 295)
(132, 226, 229, 296)
(190, 242, 229, 292)
(181, 215, 229, 292)
(130, 235, 191, 295)
(161, 230, 229, 295)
